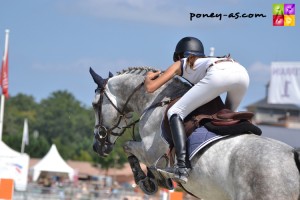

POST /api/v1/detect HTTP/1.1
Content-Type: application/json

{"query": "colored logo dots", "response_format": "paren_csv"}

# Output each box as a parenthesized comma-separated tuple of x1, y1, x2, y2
(273, 3, 296, 26)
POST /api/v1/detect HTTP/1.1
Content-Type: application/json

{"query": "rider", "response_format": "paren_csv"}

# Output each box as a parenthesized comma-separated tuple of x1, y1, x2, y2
(144, 36, 250, 184)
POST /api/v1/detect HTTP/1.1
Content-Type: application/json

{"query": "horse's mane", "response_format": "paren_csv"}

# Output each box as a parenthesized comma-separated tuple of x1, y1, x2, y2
(116, 66, 192, 89)
(116, 66, 160, 75)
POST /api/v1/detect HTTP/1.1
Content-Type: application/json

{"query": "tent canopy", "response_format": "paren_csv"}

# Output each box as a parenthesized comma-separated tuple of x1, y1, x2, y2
(0, 141, 21, 157)
(31, 144, 74, 181)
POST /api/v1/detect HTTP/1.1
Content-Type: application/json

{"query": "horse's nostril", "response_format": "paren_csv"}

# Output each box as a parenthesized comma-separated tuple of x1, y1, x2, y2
(92, 138, 114, 157)
(92, 141, 100, 153)
(106, 144, 114, 153)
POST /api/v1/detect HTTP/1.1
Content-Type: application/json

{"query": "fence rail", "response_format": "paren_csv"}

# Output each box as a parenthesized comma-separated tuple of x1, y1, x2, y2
(13, 183, 153, 200)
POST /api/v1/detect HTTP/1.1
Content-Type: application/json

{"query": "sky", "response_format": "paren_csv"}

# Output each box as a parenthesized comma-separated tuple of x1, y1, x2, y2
(0, 0, 299, 110)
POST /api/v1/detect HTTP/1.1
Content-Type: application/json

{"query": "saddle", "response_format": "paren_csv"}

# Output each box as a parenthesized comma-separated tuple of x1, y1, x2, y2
(163, 96, 260, 139)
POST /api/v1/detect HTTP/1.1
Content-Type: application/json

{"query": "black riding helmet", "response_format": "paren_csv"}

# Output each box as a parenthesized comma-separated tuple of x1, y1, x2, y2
(173, 37, 205, 62)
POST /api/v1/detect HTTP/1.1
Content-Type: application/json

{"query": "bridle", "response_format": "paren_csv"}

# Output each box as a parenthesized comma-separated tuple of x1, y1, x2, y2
(93, 79, 144, 147)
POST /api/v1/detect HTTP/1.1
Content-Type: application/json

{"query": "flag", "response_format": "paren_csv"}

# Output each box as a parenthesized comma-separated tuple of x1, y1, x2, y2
(0, 29, 9, 98)
(22, 119, 29, 146)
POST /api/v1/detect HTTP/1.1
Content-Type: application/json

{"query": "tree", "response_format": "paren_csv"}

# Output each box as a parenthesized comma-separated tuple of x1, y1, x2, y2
(35, 90, 95, 160)
(4, 94, 38, 136)
(2, 90, 136, 169)
(3, 94, 41, 154)
(4, 133, 50, 157)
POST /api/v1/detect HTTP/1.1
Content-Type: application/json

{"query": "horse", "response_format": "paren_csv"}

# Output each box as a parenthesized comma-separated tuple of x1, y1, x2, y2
(89, 67, 300, 200)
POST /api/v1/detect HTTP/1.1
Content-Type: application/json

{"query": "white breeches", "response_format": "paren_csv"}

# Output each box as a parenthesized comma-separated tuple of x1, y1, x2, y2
(167, 62, 250, 120)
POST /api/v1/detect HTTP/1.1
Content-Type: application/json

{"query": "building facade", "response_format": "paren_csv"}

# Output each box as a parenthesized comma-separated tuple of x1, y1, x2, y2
(246, 84, 300, 129)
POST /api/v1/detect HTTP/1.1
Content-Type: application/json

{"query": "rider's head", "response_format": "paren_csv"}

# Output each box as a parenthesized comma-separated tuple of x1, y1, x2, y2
(173, 37, 205, 62)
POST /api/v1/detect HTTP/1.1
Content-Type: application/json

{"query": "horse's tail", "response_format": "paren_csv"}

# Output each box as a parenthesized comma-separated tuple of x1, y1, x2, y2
(293, 148, 300, 200)
(294, 148, 300, 172)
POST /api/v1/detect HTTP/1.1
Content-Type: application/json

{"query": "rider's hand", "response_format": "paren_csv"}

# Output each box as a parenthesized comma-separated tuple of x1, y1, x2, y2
(146, 71, 161, 80)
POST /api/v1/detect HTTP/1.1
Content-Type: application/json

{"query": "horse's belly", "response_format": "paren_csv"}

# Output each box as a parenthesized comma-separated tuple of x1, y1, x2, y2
(183, 181, 231, 200)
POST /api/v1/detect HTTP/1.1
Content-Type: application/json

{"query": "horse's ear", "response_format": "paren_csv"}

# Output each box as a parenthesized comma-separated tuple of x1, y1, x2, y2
(89, 67, 105, 88)
(108, 71, 113, 78)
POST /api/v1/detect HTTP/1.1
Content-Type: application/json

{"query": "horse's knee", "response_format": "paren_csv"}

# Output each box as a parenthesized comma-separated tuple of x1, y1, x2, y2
(123, 142, 132, 154)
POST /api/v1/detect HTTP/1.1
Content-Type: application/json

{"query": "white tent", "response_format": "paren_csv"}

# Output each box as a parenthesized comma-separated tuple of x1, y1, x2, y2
(31, 144, 74, 181)
(0, 140, 21, 157)
(0, 141, 30, 191)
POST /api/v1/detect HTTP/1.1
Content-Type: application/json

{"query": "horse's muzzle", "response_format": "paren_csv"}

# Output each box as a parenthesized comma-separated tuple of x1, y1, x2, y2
(93, 138, 114, 157)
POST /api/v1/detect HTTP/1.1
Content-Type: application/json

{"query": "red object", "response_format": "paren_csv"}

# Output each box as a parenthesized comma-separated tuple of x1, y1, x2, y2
(0, 30, 9, 98)
(169, 191, 183, 200)
(1, 50, 9, 98)
(273, 15, 284, 26)
(0, 178, 14, 200)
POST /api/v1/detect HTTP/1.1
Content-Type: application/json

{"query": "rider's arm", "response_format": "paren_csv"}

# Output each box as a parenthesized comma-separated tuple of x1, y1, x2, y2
(144, 61, 182, 93)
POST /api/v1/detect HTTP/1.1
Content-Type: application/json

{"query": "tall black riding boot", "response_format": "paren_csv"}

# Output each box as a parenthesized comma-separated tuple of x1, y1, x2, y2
(158, 114, 190, 184)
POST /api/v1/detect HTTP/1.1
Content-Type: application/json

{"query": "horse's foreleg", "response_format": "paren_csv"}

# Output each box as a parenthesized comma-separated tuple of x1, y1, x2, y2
(124, 140, 173, 192)
(123, 140, 148, 183)
(127, 155, 146, 184)
(123, 140, 148, 164)
(126, 153, 159, 195)
(124, 141, 159, 195)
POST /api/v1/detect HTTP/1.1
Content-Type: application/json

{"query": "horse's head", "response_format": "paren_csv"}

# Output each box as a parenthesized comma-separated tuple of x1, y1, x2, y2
(89, 66, 190, 157)
(90, 67, 134, 157)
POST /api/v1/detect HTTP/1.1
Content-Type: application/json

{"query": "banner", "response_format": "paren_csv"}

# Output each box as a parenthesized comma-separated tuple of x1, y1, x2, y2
(268, 62, 300, 105)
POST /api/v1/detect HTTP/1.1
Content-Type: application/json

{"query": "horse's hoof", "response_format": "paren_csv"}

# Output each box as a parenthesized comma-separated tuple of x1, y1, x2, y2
(138, 177, 158, 195)
(147, 166, 174, 190)
(158, 178, 174, 190)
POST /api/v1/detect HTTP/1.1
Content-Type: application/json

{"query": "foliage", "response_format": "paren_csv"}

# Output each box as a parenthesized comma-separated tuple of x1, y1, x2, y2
(2, 91, 134, 168)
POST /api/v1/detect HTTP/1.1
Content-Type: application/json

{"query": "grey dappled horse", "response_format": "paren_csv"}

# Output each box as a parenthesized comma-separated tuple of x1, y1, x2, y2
(90, 67, 300, 200)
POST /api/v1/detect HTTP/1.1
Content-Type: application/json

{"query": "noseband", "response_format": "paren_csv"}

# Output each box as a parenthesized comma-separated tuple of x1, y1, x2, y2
(94, 80, 144, 147)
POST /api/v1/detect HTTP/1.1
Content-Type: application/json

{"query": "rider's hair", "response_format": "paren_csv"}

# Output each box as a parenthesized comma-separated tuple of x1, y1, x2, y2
(186, 55, 205, 70)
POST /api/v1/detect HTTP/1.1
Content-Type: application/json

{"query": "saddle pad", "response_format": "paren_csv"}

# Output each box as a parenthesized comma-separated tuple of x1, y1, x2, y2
(187, 126, 228, 160)
(160, 121, 228, 160)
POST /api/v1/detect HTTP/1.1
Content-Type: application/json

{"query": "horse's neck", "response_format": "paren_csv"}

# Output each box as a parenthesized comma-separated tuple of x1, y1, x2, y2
(110, 74, 189, 115)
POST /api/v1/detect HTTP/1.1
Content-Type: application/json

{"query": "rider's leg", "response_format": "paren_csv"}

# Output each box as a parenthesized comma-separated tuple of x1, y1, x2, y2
(161, 62, 249, 184)
(224, 67, 249, 111)
(168, 62, 249, 118)
(159, 114, 190, 184)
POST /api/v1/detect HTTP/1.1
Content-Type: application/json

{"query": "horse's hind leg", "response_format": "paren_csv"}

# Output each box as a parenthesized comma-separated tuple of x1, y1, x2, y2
(232, 151, 300, 200)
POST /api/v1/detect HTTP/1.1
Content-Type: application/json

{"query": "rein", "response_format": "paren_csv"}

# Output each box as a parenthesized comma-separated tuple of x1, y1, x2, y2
(94, 80, 144, 145)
